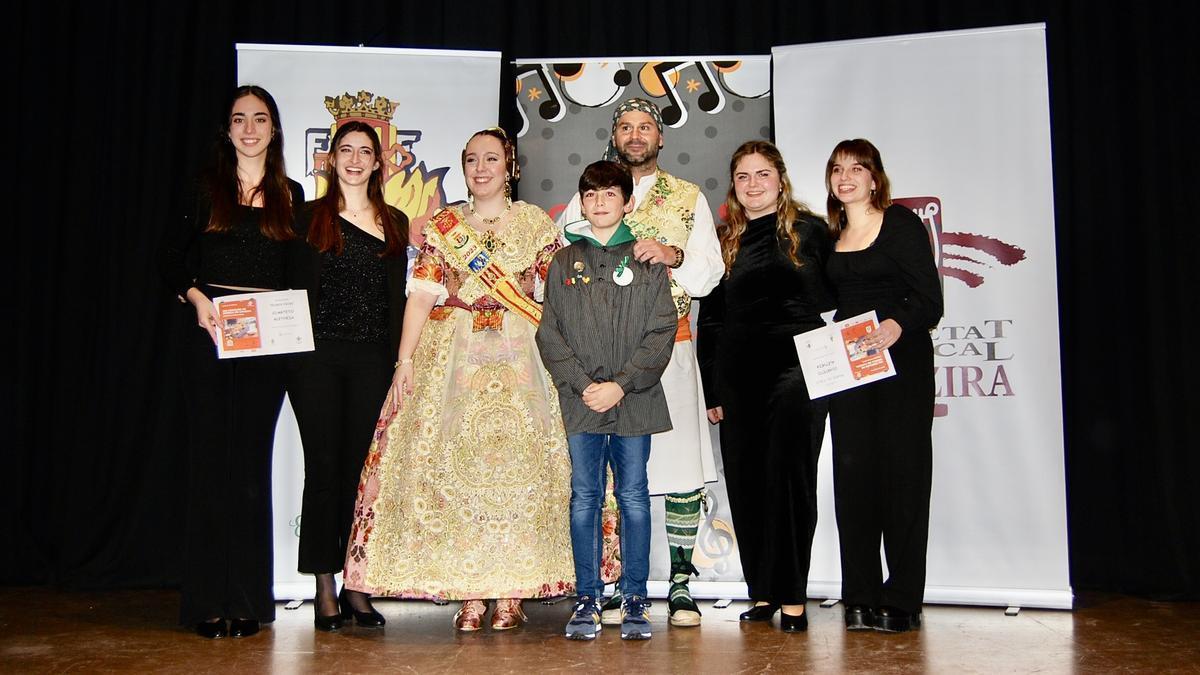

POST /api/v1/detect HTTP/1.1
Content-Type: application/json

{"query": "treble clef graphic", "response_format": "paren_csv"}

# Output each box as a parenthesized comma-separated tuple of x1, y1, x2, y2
(693, 491, 736, 575)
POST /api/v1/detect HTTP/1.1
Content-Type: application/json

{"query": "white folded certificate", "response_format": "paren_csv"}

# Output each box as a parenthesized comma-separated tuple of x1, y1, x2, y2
(212, 289, 315, 359)
(794, 310, 897, 399)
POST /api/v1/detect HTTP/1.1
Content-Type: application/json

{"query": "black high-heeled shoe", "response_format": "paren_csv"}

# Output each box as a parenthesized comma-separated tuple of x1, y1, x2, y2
(229, 618, 260, 638)
(738, 603, 780, 621)
(780, 610, 808, 632)
(314, 597, 345, 632)
(339, 588, 386, 627)
(195, 618, 227, 639)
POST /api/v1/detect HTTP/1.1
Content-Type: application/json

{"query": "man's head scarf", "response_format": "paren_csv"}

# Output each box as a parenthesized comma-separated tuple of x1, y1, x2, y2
(602, 98, 664, 162)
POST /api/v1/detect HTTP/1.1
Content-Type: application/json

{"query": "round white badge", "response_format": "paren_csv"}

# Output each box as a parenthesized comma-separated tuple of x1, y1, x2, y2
(613, 266, 634, 286)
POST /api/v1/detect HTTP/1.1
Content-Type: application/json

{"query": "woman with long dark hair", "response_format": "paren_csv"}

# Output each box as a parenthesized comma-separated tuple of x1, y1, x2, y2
(160, 85, 302, 639)
(287, 121, 409, 631)
(697, 140, 834, 632)
(824, 138, 942, 633)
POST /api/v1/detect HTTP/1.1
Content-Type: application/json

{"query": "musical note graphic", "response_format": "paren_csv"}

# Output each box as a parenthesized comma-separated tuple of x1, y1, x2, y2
(515, 63, 566, 137)
(692, 61, 726, 114)
(639, 61, 689, 127)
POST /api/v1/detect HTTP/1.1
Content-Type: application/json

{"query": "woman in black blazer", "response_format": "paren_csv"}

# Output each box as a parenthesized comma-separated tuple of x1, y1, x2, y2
(287, 120, 409, 631)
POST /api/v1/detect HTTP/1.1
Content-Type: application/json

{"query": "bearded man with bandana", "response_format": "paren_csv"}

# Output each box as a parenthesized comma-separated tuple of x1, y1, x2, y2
(557, 98, 723, 627)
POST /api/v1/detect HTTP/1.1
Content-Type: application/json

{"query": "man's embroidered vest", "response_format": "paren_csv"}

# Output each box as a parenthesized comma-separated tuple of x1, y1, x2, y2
(627, 170, 699, 318)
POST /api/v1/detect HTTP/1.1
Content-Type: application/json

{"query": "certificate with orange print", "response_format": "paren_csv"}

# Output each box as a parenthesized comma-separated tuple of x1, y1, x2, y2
(794, 310, 896, 399)
(213, 289, 314, 359)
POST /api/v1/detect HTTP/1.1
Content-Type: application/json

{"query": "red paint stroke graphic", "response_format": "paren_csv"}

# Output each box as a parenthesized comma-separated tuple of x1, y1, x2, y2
(939, 231, 1028, 288)
(941, 232, 1027, 265)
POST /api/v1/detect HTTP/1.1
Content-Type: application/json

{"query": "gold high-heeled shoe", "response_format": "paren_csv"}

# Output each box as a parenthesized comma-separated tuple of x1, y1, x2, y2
(453, 600, 488, 631)
(491, 598, 526, 630)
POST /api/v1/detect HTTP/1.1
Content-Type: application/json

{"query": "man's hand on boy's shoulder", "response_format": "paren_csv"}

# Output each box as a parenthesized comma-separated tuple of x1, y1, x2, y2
(582, 381, 625, 413)
(633, 239, 675, 265)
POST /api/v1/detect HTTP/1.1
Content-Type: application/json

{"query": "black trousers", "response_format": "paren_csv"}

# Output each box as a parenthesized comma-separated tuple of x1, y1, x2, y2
(829, 331, 934, 614)
(287, 339, 392, 574)
(180, 298, 285, 625)
(718, 334, 825, 605)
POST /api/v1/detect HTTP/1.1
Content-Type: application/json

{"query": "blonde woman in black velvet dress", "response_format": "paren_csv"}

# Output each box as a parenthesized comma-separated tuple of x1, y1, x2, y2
(698, 140, 834, 633)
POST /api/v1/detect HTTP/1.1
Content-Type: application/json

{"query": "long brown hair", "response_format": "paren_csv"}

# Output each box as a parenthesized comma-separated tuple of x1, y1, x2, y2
(825, 138, 892, 236)
(307, 121, 407, 257)
(204, 85, 295, 241)
(719, 140, 817, 274)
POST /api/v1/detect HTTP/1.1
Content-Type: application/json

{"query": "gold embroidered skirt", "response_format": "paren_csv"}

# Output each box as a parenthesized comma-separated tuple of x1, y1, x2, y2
(343, 308, 575, 599)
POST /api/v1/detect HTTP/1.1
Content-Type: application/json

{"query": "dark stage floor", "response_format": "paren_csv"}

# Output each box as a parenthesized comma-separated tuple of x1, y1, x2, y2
(1, 588, 1197, 673)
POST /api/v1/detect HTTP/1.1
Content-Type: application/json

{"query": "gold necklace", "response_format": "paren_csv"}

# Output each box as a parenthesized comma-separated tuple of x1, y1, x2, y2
(469, 197, 511, 226)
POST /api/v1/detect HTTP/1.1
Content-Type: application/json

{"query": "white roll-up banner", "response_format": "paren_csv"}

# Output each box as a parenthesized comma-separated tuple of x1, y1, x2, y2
(774, 24, 1071, 609)
(237, 44, 501, 601)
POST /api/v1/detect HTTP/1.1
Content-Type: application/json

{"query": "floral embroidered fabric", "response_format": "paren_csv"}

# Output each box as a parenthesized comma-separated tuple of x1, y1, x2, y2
(343, 202, 574, 600)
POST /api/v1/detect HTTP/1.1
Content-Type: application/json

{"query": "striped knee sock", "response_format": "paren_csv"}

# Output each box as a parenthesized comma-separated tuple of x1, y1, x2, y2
(665, 490, 702, 604)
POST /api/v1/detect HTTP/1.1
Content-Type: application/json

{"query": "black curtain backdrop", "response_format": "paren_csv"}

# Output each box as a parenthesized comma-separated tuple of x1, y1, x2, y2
(7, 0, 1196, 599)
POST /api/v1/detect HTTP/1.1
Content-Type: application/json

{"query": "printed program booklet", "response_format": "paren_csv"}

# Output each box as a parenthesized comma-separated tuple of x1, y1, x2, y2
(793, 310, 897, 399)
(213, 289, 314, 359)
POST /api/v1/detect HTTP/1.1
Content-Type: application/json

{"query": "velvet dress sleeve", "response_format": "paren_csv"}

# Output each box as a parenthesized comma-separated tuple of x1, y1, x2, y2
(881, 205, 943, 332)
(796, 215, 837, 315)
(696, 277, 725, 409)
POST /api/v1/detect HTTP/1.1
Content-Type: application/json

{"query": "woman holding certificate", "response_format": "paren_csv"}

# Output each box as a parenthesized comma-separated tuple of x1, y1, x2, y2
(824, 139, 943, 633)
(697, 140, 834, 632)
(160, 85, 303, 639)
(341, 128, 574, 632)
(286, 121, 409, 631)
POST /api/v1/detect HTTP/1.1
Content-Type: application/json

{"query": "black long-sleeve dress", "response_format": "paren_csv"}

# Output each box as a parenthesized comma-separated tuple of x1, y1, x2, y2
(698, 212, 835, 604)
(825, 204, 943, 614)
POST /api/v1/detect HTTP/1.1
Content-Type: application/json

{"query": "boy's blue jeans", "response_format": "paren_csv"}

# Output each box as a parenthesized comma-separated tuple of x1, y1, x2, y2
(566, 432, 651, 600)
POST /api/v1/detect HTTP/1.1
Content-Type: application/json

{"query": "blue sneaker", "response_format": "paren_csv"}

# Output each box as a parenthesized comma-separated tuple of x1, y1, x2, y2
(565, 596, 602, 640)
(620, 595, 652, 640)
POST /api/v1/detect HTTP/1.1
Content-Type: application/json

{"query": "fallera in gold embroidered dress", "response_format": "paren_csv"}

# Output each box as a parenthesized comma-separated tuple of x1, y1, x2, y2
(342, 202, 574, 600)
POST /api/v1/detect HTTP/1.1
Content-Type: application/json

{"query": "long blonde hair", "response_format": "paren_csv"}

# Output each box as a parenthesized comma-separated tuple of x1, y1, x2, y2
(719, 140, 817, 274)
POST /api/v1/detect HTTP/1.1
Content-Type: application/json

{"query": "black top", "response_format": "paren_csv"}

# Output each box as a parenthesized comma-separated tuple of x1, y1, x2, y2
(312, 219, 390, 344)
(160, 179, 305, 298)
(287, 205, 409, 354)
(826, 204, 943, 332)
(697, 212, 835, 407)
(536, 237, 677, 437)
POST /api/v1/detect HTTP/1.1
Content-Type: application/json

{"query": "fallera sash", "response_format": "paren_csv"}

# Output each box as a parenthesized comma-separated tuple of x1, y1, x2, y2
(429, 208, 543, 327)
